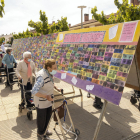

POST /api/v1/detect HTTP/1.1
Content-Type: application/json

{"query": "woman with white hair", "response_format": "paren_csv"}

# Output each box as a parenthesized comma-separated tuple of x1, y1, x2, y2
(16, 51, 36, 108)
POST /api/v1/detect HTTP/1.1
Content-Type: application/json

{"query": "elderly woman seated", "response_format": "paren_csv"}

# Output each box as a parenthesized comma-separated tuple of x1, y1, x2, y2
(16, 51, 36, 108)
(2, 48, 17, 86)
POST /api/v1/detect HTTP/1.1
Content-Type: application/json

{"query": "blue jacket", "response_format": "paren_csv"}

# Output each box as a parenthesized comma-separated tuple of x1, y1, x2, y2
(2, 54, 17, 68)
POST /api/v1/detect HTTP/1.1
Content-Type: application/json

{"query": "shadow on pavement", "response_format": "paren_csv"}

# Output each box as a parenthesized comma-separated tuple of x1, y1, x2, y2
(91, 102, 137, 139)
(122, 90, 134, 100)
(0, 86, 20, 97)
(12, 115, 37, 139)
(53, 100, 126, 140)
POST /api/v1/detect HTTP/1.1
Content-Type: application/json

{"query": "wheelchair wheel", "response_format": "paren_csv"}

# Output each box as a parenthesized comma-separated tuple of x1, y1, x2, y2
(75, 128, 80, 136)
(27, 111, 32, 120)
(130, 96, 137, 104)
(19, 104, 22, 113)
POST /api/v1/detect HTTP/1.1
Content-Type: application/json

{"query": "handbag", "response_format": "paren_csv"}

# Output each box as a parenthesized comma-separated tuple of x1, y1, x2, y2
(53, 102, 66, 122)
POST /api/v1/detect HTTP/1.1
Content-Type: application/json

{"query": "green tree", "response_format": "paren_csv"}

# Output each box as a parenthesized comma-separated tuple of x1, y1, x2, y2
(6, 41, 11, 44)
(13, 28, 41, 39)
(49, 17, 69, 34)
(0, 37, 5, 44)
(0, 0, 5, 18)
(91, 0, 140, 25)
(28, 10, 49, 35)
(49, 22, 57, 34)
(33, 32, 41, 37)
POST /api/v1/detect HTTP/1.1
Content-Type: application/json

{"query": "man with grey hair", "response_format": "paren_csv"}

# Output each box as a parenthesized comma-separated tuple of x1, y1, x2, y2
(16, 51, 36, 108)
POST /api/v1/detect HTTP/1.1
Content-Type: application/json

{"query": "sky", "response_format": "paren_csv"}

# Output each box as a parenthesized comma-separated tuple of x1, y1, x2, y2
(0, 0, 126, 35)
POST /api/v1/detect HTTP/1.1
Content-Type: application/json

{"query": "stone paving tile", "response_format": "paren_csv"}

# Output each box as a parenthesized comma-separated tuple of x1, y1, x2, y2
(1, 97, 14, 105)
(0, 105, 6, 115)
(0, 114, 8, 121)
(1, 79, 140, 139)
(0, 98, 3, 106)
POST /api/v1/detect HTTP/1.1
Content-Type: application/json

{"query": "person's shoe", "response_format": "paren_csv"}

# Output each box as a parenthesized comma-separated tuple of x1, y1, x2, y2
(46, 130, 53, 135)
(93, 103, 102, 109)
(37, 133, 50, 140)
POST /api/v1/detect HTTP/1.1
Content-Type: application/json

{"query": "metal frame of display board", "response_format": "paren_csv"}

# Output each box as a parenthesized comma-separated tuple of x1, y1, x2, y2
(92, 54, 140, 140)
(93, 53, 140, 140)
(54, 86, 84, 108)
(54, 77, 83, 108)
(54, 76, 108, 140)
(93, 100, 108, 140)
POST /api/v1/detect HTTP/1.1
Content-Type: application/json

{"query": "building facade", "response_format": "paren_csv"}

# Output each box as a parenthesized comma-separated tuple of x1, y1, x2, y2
(70, 0, 140, 30)
(0, 34, 13, 43)
(131, 0, 140, 6)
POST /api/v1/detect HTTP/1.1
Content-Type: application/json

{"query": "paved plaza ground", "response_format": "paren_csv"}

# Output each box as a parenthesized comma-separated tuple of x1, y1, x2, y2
(0, 77, 140, 140)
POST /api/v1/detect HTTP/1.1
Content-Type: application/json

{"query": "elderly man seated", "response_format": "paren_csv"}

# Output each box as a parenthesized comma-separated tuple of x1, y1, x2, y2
(16, 51, 36, 108)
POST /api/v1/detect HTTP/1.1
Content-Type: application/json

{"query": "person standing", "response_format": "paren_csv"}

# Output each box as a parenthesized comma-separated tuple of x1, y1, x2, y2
(16, 51, 36, 108)
(2, 48, 17, 86)
(32, 59, 61, 140)
(1, 42, 6, 53)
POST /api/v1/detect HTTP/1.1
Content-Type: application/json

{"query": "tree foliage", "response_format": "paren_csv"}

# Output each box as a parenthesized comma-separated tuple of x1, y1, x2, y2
(13, 28, 40, 39)
(91, 0, 140, 25)
(0, 37, 5, 44)
(0, 0, 5, 18)
(13, 10, 69, 39)
(28, 10, 49, 35)
(49, 17, 69, 34)
(28, 10, 69, 34)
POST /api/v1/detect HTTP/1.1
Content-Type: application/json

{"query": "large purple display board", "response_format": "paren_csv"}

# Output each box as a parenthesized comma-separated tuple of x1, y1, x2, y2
(12, 21, 140, 105)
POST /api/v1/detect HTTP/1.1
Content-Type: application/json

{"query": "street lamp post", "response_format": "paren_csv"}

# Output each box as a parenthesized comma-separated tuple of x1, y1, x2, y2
(77, 6, 87, 29)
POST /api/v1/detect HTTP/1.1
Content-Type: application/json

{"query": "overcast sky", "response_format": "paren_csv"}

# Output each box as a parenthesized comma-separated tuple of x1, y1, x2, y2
(0, 0, 126, 35)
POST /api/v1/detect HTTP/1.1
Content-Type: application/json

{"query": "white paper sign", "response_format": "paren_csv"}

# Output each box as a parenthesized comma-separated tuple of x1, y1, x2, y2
(71, 77, 77, 85)
(86, 85, 90, 91)
(109, 24, 118, 40)
(89, 85, 94, 90)
(86, 85, 94, 91)
(61, 73, 66, 79)
(59, 34, 63, 41)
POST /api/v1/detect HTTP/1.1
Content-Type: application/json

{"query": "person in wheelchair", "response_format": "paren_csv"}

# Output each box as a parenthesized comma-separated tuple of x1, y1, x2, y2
(2, 48, 17, 86)
(16, 51, 36, 109)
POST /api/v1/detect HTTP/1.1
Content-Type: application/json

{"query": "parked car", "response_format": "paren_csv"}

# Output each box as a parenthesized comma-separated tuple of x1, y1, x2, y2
(4, 44, 11, 47)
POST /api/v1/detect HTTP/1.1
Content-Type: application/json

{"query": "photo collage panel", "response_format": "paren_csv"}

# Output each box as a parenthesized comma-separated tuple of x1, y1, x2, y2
(50, 44, 136, 93)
